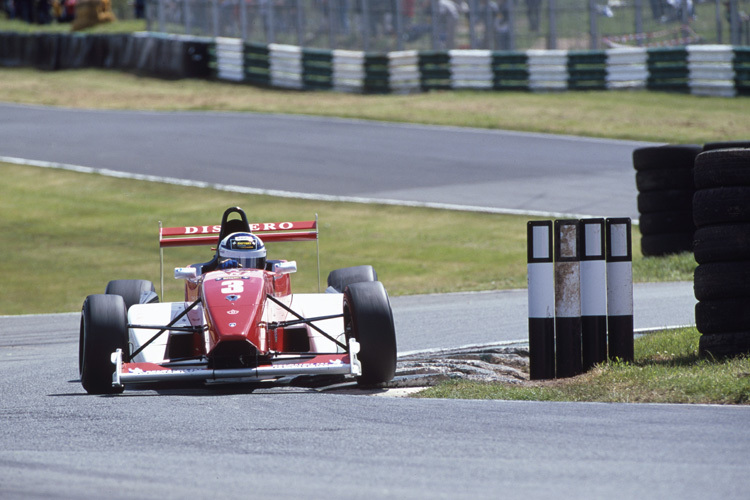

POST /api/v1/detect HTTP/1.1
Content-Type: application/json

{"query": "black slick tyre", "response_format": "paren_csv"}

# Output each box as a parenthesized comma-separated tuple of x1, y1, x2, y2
(327, 265, 377, 293)
(79, 294, 128, 394)
(105, 279, 158, 310)
(343, 281, 397, 386)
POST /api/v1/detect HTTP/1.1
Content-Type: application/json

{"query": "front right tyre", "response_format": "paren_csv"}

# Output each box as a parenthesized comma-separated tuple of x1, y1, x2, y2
(79, 294, 128, 394)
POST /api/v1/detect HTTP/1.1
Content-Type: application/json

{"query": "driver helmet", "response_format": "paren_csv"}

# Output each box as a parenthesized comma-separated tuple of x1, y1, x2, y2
(218, 232, 266, 270)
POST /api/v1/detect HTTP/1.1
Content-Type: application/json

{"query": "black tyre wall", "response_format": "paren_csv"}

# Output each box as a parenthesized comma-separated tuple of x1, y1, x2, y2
(632, 145, 702, 171)
(641, 233, 694, 256)
(694, 149, 750, 189)
(693, 223, 750, 263)
(639, 211, 695, 235)
(695, 298, 750, 335)
(635, 168, 695, 192)
(692, 187, 750, 227)
(637, 190, 694, 214)
(694, 261, 750, 301)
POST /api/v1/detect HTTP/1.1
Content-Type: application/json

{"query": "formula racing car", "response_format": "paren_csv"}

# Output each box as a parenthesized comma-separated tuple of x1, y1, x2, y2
(79, 207, 397, 394)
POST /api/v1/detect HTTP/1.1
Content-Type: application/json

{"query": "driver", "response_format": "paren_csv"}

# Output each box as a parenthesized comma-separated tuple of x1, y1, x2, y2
(217, 232, 267, 270)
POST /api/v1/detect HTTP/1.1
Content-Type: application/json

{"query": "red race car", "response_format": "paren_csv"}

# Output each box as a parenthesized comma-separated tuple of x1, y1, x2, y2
(79, 207, 397, 394)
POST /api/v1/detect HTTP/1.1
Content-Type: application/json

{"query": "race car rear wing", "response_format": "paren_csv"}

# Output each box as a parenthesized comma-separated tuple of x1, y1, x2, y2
(158, 214, 320, 296)
(159, 219, 318, 247)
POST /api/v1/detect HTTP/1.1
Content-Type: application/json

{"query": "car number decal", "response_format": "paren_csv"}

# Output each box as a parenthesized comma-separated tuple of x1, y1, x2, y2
(221, 280, 244, 294)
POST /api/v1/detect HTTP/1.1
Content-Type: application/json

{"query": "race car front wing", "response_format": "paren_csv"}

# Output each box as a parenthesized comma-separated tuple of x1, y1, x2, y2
(111, 339, 361, 389)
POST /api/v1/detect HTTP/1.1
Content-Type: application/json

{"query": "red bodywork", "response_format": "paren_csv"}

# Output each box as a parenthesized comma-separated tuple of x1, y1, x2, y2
(199, 268, 291, 358)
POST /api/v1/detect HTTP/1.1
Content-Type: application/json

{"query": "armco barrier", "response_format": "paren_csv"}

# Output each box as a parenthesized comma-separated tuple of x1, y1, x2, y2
(1, 31, 748, 97)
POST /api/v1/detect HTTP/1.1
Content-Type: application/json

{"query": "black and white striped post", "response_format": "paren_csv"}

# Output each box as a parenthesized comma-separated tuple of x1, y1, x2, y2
(580, 218, 607, 370)
(606, 218, 634, 362)
(554, 219, 583, 378)
(527, 221, 555, 380)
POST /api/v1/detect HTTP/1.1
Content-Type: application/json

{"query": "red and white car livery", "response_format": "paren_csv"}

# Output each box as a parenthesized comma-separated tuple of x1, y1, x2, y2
(79, 207, 397, 394)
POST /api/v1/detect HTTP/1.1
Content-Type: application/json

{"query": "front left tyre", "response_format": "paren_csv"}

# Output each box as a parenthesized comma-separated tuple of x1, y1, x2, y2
(343, 281, 397, 387)
(79, 294, 128, 394)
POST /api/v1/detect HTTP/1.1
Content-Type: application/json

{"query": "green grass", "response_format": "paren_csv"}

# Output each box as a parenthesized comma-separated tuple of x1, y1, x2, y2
(1, 68, 749, 144)
(0, 162, 692, 315)
(416, 327, 750, 404)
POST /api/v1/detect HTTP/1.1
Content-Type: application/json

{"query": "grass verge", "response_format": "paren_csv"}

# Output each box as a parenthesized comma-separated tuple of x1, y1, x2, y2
(0, 162, 693, 315)
(1, 67, 749, 144)
(415, 327, 750, 404)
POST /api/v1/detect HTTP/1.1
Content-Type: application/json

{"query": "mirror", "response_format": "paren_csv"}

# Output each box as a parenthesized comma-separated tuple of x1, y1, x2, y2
(273, 261, 297, 276)
(174, 267, 197, 279)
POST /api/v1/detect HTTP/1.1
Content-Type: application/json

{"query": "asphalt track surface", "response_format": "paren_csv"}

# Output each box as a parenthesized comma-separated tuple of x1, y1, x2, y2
(0, 103, 653, 219)
(2, 105, 748, 499)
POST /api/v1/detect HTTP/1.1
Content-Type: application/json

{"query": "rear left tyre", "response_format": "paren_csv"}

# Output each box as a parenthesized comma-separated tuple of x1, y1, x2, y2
(327, 265, 378, 293)
(105, 279, 158, 311)
(79, 294, 128, 394)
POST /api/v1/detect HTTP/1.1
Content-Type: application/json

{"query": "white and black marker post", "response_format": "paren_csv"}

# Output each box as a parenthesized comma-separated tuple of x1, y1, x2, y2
(580, 218, 608, 370)
(527, 221, 555, 380)
(606, 218, 634, 362)
(554, 220, 583, 378)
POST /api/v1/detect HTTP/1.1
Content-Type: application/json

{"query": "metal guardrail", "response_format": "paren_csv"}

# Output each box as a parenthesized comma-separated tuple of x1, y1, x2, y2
(144, 0, 750, 51)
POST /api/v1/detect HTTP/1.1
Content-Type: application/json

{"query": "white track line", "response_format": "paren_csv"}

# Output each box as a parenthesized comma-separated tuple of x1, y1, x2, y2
(1, 155, 608, 220)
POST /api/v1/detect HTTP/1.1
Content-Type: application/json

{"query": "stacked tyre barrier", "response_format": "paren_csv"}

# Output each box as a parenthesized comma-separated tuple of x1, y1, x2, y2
(527, 50, 568, 91)
(692, 145, 750, 358)
(364, 54, 390, 94)
(734, 47, 750, 96)
(633, 145, 702, 257)
(419, 51, 451, 91)
(333, 50, 365, 93)
(301, 48, 333, 91)
(0, 31, 212, 79)
(646, 47, 689, 93)
(213, 37, 243, 82)
(492, 52, 529, 90)
(389, 51, 420, 93)
(567, 51, 607, 91)
(688, 45, 736, 98)
(1, 32, 748, 97)
(244, 42, 270, 86)
(606, 48, 648, 89)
